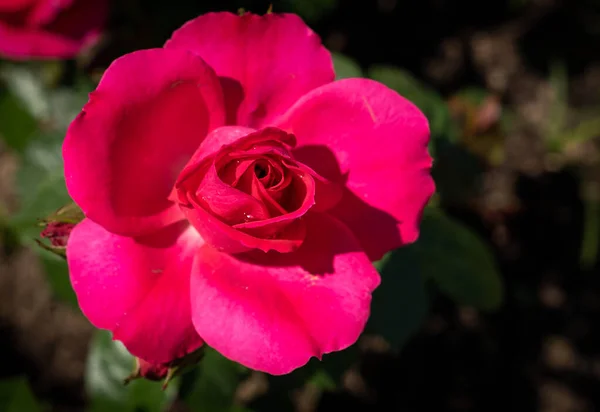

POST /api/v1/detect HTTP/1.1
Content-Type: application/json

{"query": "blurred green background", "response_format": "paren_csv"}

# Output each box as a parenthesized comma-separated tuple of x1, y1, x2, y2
(1, 0, 599, 411)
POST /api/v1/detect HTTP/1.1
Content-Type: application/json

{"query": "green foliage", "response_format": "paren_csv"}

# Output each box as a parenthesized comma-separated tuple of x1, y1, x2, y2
(0, 377, 43, 412)
(369, 246, 429, 350)
(181, 347, 249, 412)
(39, 248, 79, 307)
(0, 62, 91, 130)
(282, 0, 338, 22)
(332, 53, 363, 80)
(247, 347, 357, 411)
(10, 134, 71, 242)
(85, 330, 178, 412)
(416, 208, 504, 311)
(368, 205, 504, 350)
(0, 89, 37, 153)
(432, 140, 485, 206)
(0, 61, 91, 308)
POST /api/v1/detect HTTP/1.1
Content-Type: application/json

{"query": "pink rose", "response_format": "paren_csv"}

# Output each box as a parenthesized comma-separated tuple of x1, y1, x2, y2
(0, 0, 108, 60)
(63, 12, 434, 375)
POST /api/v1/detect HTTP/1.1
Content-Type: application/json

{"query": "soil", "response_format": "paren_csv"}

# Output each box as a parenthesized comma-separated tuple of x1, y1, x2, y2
(1, 0, 600, 411)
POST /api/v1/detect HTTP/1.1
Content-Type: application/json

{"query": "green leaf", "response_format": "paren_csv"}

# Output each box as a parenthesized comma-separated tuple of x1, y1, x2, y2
(307, 369, 336, 391)
(9, 132, 70, 243)
(86, 330, 177, 412)
(282, 0, 338, 22)
(4, 129, 77, 306)
(47, 82, 93, 130)
(0, 377, 43, 412)
(0, 63, 51, 121)
(39, 248, 78, 307)
(182, 347, 248, 412)
(0, 89, 37, 152)
(451, 87, 489, 106)
(247, 345, 357, 412)
(368, 247, 428, 350)
(431, 141, 485, 206)
(0, 63, 92, 131)
(561, 116, 600, 145)
(415, 208, 504, 311)
(332, 53, 363, 80)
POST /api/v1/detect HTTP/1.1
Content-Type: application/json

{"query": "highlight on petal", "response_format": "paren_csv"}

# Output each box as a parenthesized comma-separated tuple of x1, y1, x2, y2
(67, 218, 204, 364)
(63, 48, 226, 237)
(190, 213, 380, 375)
(277, 78, 435, 260)
(165, 11, 334, 127)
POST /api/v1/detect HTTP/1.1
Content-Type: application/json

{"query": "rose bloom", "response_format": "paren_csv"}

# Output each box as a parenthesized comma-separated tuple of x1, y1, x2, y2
(0, 0, 107, 60)
(63, 11, 434, 375)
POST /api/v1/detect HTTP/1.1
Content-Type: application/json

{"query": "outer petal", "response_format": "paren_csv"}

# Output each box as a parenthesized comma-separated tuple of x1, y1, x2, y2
(67, 219, 203, 364)
(276, 78, 435, 260)
(190, 213, 380, 375)
(63, 48, 225, 237)
(0, 21, 89, 59)
(165, 12, 334, 127)
(28, 0, 75, 26)
(0, 0, 107, 60)
(0, 0, 36, 12)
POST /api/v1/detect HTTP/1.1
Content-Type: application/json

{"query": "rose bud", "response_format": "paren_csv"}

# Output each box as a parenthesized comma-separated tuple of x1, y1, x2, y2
(124, 347, 205, 389)
(37, 202, 83, 257)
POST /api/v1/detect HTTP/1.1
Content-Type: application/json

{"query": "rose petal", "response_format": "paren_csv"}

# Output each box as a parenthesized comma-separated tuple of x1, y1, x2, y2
(67, 219, 203, 364)
(181, 195, 306, 254)
(0, 21, 88, 60)
(219, 158, 255, 187)
(296, 161, 343, 212)
(0, 0, 107, 60)
(28, 0, 74, 26)
(247, 173, 288, 216)
(196, 161, 270, 225)
(63, 48, 225, 237)
(165, 12, 334, 127)
(232, 170, 316, 238)
(173, 127, 292, 189)
(0, 0, 36, 12)
(190, 212, 380, 374)
(277, 78, 435, 260)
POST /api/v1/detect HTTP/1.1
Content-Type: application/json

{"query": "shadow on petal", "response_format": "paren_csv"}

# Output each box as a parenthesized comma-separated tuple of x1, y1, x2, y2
(293, 144, 404, 259)
(133, 220, 191, 249)
(220, 76, 244, 125)
(293, 144, 348, 185)
(234, 212, 372, 276)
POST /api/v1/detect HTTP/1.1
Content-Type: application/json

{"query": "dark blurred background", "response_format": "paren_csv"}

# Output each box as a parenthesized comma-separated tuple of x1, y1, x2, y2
(1, 0, 600, 411)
